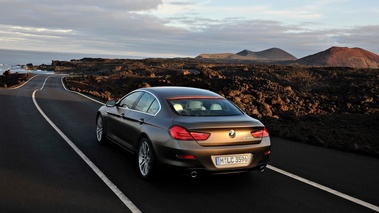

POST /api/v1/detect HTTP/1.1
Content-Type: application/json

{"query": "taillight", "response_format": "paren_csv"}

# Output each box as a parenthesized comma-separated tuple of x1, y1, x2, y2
(190, 132, 210, 140)
(251, 127, 269, 138)
(169, 126, 192, 140)
(169, 125, 210, 141)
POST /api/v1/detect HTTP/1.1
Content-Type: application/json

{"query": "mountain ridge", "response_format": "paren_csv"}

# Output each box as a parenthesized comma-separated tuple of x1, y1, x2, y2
(196, 47, 297, 61)
(196, 46, 379, 68)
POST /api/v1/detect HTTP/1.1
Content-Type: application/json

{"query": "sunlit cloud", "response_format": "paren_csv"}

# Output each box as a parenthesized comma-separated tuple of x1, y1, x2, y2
(10, 26, 72, 34)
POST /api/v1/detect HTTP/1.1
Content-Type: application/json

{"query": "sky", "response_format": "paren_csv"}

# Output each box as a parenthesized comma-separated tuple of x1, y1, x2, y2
(0, 0, 378, 59)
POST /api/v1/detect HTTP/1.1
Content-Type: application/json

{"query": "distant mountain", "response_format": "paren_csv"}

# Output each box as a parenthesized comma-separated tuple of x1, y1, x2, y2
(296, 46, 379, 68)
(236, 48, 297, 61)
(196, 48, 297, 61)
(196, 53, 243, 60)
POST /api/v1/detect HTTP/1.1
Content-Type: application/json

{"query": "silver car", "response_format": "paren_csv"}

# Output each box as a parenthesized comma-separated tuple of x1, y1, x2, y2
(96, 86, 271, 179)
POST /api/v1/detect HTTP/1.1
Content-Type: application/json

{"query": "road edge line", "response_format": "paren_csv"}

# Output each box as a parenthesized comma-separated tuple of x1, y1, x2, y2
(60, 76, 105, 105)
(32, 76, 141, 213)
(8, 75, 38, 90)
(267, 165, 379, 212)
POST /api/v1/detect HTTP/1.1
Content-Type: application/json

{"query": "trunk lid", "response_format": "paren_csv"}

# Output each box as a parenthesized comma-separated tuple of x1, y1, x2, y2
(173, 115, 265, 146)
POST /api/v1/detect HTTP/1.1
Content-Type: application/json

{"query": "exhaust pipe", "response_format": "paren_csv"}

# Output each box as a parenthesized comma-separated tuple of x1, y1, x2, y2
(259, 165, 266, 172)
(190, 170, 198, 178)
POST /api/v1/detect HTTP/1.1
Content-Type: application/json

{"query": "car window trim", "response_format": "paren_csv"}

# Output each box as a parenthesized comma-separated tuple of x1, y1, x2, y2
(127, 90, 162, 116)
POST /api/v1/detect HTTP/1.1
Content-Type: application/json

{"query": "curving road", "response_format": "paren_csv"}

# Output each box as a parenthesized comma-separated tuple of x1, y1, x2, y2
(0, 75, 378, 213)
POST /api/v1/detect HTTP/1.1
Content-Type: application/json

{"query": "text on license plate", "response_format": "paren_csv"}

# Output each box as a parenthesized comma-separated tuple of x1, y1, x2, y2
(213, 154, 252, 168)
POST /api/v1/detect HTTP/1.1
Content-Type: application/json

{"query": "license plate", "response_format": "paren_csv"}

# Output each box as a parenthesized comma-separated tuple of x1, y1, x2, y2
(213, 154, 252, 168)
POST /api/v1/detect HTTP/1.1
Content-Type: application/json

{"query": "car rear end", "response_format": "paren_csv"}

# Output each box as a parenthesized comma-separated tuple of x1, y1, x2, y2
(153, 97, 271, 177)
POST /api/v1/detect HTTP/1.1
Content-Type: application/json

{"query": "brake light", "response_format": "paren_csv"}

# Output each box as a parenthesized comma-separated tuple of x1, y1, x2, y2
(251, 127, 269, 138)
(169, 125, 210, 141)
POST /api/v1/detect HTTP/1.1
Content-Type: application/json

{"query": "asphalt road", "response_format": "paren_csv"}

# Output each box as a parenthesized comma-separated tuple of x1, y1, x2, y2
(0, 75, 378, 213)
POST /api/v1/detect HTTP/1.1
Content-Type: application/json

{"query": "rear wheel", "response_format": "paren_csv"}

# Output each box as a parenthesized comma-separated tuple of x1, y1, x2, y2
(137, 138, 156, 179)
(96, 115, 106, 144)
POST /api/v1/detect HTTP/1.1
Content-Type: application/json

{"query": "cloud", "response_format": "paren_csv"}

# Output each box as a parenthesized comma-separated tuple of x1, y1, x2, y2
(0, 0, 378, 58)
(0, 0, 172, 53)
(1, 0, 162, 28)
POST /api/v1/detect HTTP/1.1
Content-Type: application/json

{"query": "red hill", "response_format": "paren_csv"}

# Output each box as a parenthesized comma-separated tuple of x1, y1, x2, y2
(296, 46, 379, 68)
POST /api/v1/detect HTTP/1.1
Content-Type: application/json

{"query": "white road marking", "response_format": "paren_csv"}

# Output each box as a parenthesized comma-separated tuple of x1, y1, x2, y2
(9, 75, 37, 89)
(33, 76, 141, 213)
(61, 76, 105, 105)
(267, 165, 379, 212)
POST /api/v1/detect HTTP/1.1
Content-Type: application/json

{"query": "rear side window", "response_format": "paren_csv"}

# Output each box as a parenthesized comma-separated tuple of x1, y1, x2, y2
(134, 93, 160, 115)
(147, 99, 159, 114)
(119, 92, 142, 108)
(135, 93, 155, 112)
(168, 98, 243, 116)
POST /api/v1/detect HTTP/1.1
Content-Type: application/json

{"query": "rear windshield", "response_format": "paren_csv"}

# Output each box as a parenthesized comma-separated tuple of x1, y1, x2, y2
(167, 98, 243, 116)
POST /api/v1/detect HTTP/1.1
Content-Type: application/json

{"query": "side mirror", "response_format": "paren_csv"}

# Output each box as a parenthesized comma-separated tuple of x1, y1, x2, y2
(105, 100, 117, 107)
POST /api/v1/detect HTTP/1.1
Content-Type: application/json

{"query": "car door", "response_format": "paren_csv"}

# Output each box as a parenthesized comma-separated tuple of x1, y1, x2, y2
(106, 91, 143, 146)
(118, 92, 158, 150)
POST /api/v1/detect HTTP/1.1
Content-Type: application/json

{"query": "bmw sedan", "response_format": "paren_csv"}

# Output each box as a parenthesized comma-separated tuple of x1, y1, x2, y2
(96, 86, 271, 179)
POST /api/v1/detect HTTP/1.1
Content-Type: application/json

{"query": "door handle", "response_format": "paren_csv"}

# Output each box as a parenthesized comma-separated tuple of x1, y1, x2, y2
(138, 118, 144, 125)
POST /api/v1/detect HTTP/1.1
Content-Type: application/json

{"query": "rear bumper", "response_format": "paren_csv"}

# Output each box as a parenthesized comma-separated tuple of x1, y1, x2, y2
(153, 137, 271, 175)
(158, 155, 269, 178)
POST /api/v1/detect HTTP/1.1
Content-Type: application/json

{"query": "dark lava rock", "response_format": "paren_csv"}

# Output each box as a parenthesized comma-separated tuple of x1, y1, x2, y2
(48, 58, 379, 157)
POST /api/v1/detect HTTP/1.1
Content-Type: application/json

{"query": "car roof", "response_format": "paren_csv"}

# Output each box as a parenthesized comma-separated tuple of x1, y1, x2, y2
(137, 86, 223, 99)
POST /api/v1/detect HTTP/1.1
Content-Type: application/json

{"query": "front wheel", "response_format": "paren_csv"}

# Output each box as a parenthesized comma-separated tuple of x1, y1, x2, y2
(96, 115, 107, 144)
(137, 138, 156, 179)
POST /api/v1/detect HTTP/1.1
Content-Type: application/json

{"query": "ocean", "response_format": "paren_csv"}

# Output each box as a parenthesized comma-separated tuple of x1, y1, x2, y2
(0, 49, 128, 74)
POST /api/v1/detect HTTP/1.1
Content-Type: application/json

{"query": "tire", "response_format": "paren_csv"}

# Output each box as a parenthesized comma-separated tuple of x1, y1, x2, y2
(137, 138, 156, 179)
(96, 115, 107, 144)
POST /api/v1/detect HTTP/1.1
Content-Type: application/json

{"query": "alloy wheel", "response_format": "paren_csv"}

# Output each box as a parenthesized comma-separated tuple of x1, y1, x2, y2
(138, 139, 154, 178)
(96, 115, 104, 142)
